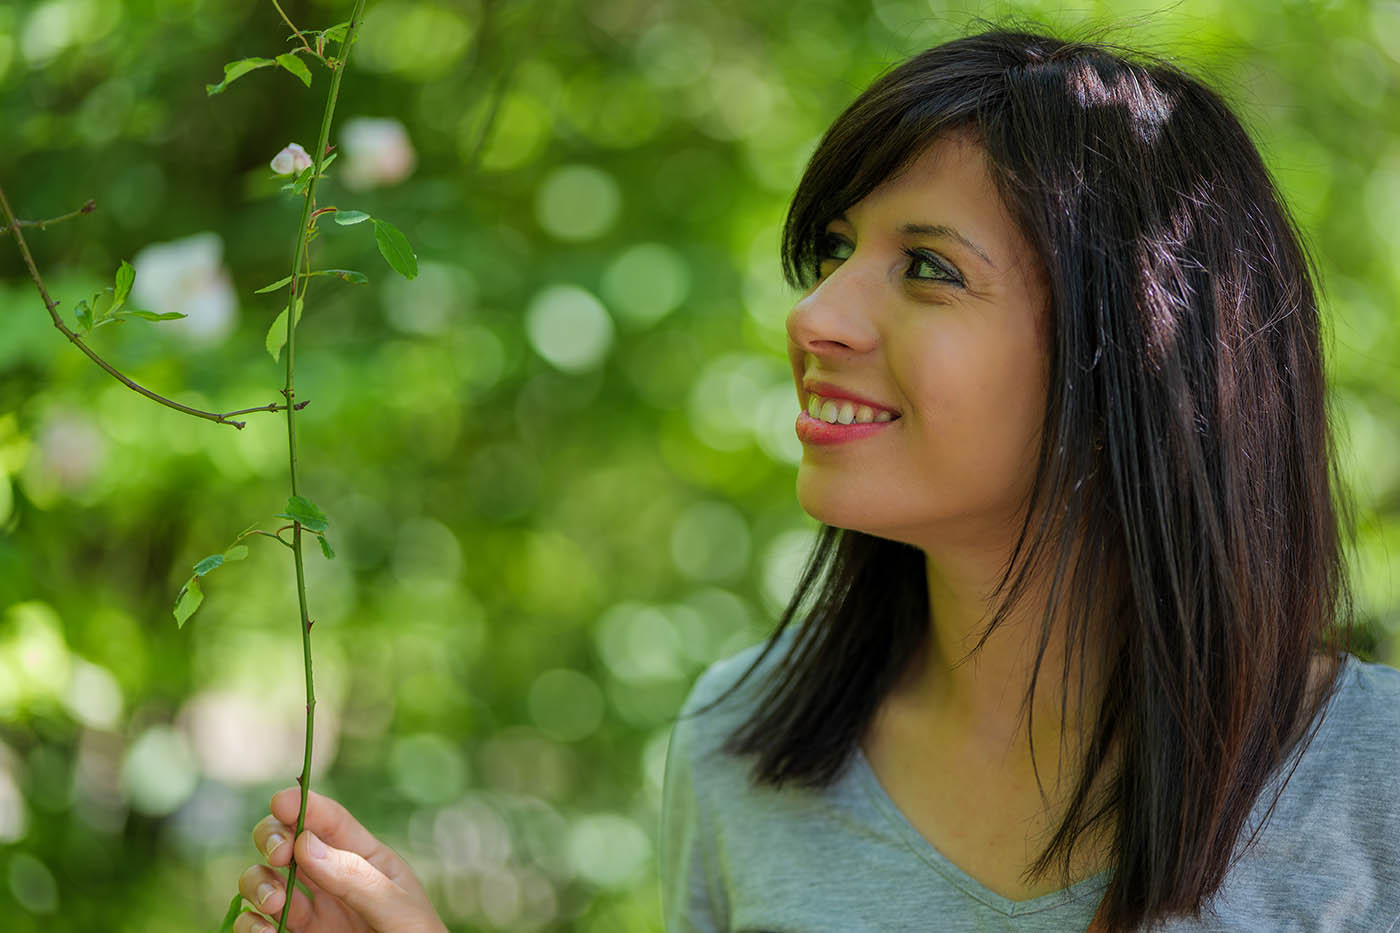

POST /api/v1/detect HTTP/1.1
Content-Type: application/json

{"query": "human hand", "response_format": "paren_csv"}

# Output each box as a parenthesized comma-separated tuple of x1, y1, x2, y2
(235, 788, 446, 933)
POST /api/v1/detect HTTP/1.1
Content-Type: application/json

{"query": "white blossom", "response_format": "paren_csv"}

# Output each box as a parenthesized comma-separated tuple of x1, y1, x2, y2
(131, 232, 237, 343)
(269, 142, 314, 175)
(340, 117, 416, 190)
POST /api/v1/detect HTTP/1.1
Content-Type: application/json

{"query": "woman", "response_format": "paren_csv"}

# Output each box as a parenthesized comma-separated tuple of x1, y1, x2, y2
(232, 28, 1400, 933)
(661, 28, 1400, 933)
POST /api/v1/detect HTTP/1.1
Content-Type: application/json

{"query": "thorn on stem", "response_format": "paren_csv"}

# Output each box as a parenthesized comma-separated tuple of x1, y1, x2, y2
(81, 199, 96, 213)
(294, 400, 310, 410)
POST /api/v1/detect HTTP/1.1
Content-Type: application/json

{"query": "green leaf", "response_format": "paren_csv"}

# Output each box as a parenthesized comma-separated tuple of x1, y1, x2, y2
(276, 495, 329, 533)
(373, 219, 418, 280)
(113, 261, 135, 307)
(118, 309, 186, 322)
(74, 300, 92, 335)
(322, 21, 350, 45)
(255, 274, 294, 294)
(323, 269, 368, 285)
(206, 57, 276, 96)
(217, 893, 244, 933)
(334, 210, 370, 225)
(90, 290, 115, 323)
(193, 554, 224, 576)
(223, 544, 250, 561)
(275, 53, 312, 88)
(174, 576, 203, 628)
(265, 296, 304, 363)
(318, 535, 336, 560)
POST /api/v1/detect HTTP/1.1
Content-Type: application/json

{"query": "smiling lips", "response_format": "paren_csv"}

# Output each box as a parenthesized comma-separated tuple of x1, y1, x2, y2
(796, 389, 900, 445)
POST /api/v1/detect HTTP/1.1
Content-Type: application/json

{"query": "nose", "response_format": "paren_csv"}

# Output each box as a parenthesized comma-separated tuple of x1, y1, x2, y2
(785, 265, 880, 360)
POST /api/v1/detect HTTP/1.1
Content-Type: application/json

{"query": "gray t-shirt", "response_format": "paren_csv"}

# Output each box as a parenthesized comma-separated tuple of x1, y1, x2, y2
(660, 633, 1400, 931)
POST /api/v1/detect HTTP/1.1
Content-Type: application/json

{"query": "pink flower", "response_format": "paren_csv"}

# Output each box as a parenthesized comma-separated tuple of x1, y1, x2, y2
(270, 142, 313, 175)
(340, 117, 416, 190)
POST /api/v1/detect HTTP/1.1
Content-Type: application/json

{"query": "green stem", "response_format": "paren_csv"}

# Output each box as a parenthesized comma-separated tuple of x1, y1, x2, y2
(276, 2, 367, 929)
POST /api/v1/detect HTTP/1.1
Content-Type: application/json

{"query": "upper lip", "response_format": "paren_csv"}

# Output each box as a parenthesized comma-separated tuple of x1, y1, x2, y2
(802, 381, 901, 417)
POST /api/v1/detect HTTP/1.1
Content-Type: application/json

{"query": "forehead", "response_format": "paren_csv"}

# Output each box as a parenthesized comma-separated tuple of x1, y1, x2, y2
(843, 134, 1026, 263)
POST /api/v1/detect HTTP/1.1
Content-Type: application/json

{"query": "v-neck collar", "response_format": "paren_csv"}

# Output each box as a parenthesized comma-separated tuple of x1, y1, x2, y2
(849, 745, 1111, 918)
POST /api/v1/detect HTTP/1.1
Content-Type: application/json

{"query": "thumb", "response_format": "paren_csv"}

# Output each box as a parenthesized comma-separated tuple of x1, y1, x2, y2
(293, 829, 425, 929)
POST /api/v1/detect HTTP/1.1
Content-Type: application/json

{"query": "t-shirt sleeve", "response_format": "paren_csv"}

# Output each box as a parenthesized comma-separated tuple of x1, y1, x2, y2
(660, 708, 727, 932)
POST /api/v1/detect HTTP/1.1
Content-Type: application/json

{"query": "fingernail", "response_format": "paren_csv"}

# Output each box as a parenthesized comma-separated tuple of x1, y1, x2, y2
(256, 882, 277, 909)
(255, 923, 275, 933)
(263, 832, 286, 859)
(306, 830, 327, 860)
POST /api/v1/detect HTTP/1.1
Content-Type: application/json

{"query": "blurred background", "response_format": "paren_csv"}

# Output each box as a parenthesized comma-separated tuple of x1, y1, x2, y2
(1, 0, 1398, 929)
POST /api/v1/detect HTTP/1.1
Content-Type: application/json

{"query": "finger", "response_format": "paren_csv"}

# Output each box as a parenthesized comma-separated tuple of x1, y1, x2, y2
(237, 863, 314, 930)
(270, 789, 406, 880)
(292, 829, 425, 930)
(253, 814, 295, 867)
(234, 911, 277, 933)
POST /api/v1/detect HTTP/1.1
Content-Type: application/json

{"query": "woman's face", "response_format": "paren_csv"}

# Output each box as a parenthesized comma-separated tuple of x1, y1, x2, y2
(787, 133, 1050, 552)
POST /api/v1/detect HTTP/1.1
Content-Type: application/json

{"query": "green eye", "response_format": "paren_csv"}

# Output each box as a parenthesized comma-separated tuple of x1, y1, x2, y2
(903, 248, 963, 285)
(813, 233, 854, 279)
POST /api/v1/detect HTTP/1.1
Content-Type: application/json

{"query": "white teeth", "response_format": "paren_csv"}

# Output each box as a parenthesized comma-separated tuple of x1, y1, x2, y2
(806, 393, 896, 425)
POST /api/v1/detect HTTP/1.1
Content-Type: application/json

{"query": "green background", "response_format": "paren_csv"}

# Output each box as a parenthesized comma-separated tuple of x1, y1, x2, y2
(2, 0, 1398, 929)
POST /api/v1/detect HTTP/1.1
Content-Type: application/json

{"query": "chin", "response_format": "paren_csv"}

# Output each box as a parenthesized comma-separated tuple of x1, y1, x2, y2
(796, 469, 913, 544)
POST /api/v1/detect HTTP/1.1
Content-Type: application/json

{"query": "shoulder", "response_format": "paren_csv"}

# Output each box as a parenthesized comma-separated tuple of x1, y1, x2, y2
(677, 626, 799, 729)
(1205, 656, 1400, 924)
(1306, 655, 1400, 786)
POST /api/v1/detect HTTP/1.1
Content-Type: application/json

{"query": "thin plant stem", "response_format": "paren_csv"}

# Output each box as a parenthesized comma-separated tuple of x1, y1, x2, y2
(0, 185, 289, 430)
(271, 0, 316, 56)
(0, 198, 95, 236)
(275, 1, 367, 928)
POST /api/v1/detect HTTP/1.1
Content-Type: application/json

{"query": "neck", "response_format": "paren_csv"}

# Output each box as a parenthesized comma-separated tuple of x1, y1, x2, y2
(894, 540, 1104, 775)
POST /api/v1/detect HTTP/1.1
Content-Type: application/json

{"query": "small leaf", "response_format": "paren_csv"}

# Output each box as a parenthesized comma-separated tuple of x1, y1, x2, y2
(318, 535, 335, 560)
(276, 495, 329, 533)
(206, 57, 276, 96)
(276, 53, 312, 88)
(255, 274, 294, 294)
(333, 210, 370, 226)
(373, 219, 418, 280)
(223, 544, 250, 561)
(193, 554, 224, 576)
(322, 21, 350, 44)
(90, 290, 115, 323)
(174, 576, 203, 628)
(74, 300, 93, 335)
(322, 269, 368, 285)
(118, 309, 186, 322)
(265, 296, 304, 363)
(217, 893, 244, 933)
(113, 261, 135, 307)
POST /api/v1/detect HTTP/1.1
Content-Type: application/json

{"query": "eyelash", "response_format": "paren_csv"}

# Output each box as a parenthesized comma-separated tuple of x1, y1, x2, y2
(813, 234, 964, 287)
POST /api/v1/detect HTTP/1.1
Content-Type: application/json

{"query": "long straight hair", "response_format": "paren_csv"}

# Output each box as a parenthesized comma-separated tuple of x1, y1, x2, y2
(721, 29, 1351, 931)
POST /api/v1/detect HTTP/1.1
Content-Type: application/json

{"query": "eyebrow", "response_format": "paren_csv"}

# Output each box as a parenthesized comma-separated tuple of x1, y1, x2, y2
(899, 223, 995, 269)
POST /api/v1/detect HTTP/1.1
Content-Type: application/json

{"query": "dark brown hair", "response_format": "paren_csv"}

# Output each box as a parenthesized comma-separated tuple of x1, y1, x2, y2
(722, 28, 1351, 931)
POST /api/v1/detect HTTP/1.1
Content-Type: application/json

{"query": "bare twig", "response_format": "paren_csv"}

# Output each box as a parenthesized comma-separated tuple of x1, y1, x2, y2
(271, 0, 316, 57)
(0, 198, 96, 236)
(0, 185, 289, 430)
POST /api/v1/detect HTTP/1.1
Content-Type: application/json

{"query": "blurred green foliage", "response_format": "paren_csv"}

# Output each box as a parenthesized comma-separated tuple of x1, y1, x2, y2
(1, 0, 1398, 929)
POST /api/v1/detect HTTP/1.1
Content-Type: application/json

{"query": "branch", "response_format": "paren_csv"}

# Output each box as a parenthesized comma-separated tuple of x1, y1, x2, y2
(0, 198, 96, 236)
(270, 0, 316, 57)
(0, 185, 291, 430)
